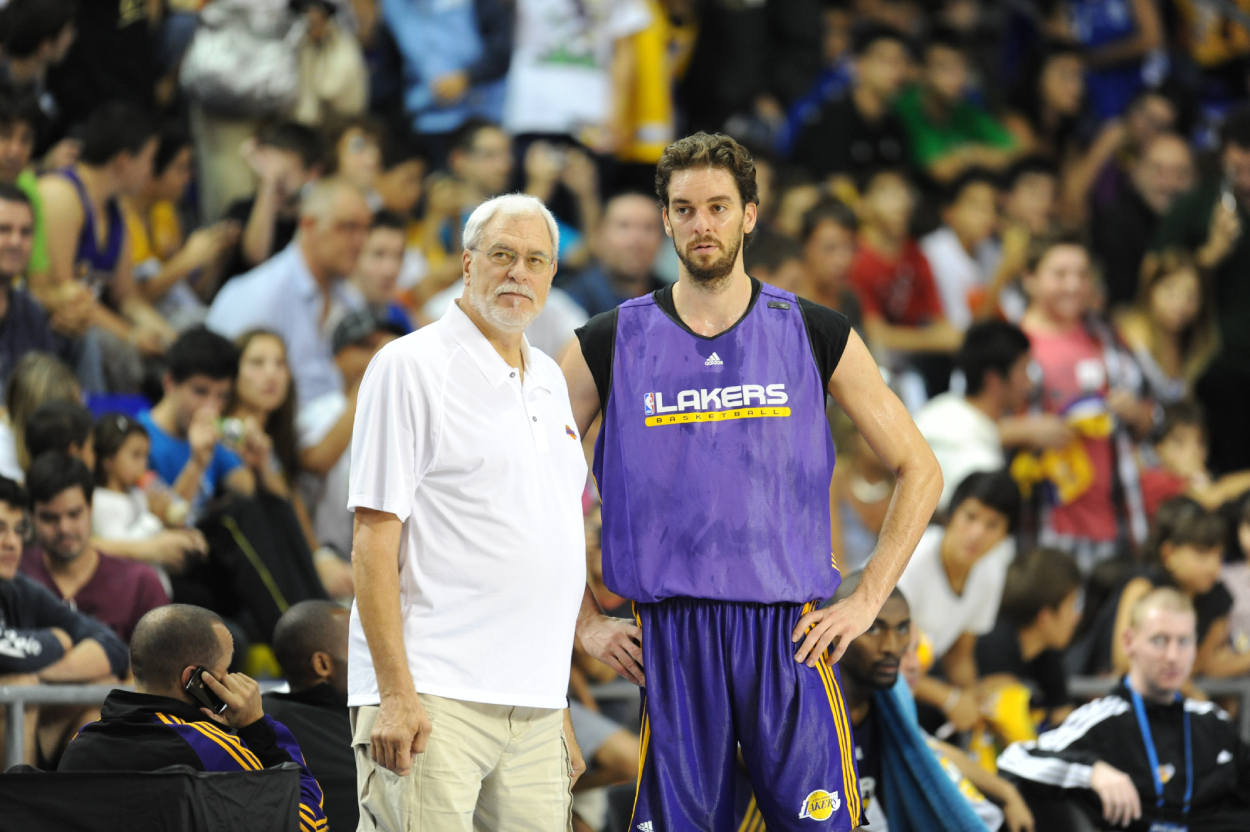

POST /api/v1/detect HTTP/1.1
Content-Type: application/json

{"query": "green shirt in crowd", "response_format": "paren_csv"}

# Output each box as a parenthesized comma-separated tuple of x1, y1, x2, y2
(893, 84, 1016, 169)
(15, 168, 49, 276)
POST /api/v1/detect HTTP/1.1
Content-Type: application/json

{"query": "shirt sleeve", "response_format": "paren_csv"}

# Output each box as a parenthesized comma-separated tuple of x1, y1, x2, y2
(796, 298, 851, 389)
(606, 0, 652, 40)
(348, 343, 435, 521)
(0, 624, 65, 673)
(239, 716, 328, 832)
(573, 308, 618, 410)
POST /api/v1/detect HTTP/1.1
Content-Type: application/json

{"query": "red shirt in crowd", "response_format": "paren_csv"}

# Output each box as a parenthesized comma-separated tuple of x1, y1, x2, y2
(849, 238, 944, 326)
(20, 547, 169, 643)
(1139, 467, 1189, 522)
(1023, 324, 1119, 543)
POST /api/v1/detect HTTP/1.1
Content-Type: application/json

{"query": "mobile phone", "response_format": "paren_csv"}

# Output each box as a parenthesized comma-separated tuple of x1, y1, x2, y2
(185, 666, 228, 715)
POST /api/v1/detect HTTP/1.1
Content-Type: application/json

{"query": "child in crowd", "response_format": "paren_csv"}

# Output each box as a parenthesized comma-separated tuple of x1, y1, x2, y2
(980, 157, 1060, 323)
(743, 233, 805, 296)
(897, 470, 1021, 733)
(1225, 495, 1250, 656)
(25, 399, 94, 471)
(798, 197, 863, 330)
(348, 212, 413, 334)
(976, 548, 1083, 727)
(91, 414, 171, 543)
(1082, 496, 1250, 680)
(223, 122, 323, 280)
(1114, 249, 1217, 404)
(1139, 402, 1250, 520)
(850, 168, 962, 358)
(124, 123, 239, 331)
(920, 168, 1001, 331)
(1018, 232, 1154, 570)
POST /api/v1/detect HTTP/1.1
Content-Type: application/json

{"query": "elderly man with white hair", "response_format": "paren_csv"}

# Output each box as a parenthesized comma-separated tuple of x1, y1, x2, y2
(348, 193, 589, 832)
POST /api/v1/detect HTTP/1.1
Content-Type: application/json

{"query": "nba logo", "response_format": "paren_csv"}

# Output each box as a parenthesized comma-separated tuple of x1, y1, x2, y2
(644, 392, 655, 416)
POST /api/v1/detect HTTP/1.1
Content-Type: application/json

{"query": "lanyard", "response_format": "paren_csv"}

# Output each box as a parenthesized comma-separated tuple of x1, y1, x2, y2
(1129, 686, 1193, 815)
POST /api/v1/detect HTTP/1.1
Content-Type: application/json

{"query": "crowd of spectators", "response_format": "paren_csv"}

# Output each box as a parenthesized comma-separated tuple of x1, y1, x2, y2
(2, 0, 1250, 830)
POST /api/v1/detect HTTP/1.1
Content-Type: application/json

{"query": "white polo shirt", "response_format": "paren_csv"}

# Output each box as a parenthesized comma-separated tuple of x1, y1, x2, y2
(346, 300, 588, 709)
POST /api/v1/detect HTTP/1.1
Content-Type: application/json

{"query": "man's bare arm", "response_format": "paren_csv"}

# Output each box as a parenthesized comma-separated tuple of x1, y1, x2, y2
(561, 341, 602, 438)
(353, 507, 431, 775)
(793, 331, 942, 664)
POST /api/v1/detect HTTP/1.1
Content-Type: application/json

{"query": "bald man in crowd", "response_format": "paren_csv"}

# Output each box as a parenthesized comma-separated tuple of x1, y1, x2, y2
(206, 178, 372, 410)
(265, 600, 355, 832)
(999, 588, 1250, 831)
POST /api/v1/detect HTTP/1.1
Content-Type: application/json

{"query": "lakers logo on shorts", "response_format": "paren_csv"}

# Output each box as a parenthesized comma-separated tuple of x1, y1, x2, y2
(798, 789, 840, 820)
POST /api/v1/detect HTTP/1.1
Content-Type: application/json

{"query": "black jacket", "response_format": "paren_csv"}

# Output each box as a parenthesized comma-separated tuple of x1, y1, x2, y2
(0, 573, 128, 677)
(998, 678, 1250, 831)
(59, 689, 327, 832)
(263, 684, 356, 832)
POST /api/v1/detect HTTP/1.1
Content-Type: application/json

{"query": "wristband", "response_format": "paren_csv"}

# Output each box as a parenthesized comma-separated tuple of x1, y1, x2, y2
(943, 687, 963, 714)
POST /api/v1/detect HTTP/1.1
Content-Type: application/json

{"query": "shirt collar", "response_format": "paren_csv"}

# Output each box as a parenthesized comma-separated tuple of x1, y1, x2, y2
(443, 299, 548, 390)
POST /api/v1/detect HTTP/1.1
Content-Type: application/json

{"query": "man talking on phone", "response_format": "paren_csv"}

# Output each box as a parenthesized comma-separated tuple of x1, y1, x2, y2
(58, 604, 328, 832)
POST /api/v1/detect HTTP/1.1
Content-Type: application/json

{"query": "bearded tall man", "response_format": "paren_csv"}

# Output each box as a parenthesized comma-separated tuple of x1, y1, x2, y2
(562, 133, 943, 830)
(348, 193, 589, 832)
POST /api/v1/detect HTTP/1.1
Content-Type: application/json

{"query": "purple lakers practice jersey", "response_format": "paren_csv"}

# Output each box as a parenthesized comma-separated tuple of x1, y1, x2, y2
(580, 279, 851, 604)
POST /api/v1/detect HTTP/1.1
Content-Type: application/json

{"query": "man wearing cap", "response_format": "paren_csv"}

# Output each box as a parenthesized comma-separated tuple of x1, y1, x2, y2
(348, 191, 587, 831)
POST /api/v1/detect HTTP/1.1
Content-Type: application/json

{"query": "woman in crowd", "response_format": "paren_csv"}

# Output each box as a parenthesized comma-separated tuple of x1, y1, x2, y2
(1114, 248, 1218, 405)
(225, 329, 353, 598)
(124, 123, 239, 330)
(2, 351, 80, 479)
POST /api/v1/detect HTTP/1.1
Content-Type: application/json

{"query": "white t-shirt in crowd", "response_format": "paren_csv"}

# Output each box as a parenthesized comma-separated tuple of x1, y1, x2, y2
(92, 487, 165, 541)
(920, 226, 999, 332)
(896, 525, 1012, 660)
(503, 0, 651, 135)
(423, 281, 588, 361)
(913, 393, 1003, 511)
(347, 300, 588, 709)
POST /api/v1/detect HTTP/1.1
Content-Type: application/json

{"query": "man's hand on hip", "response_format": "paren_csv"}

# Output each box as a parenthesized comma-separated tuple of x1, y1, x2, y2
(1090, 761, 1141, 828)
(371, 690, 432, 776)
(792, 592, 875, 666)
(576, 614, 645, 687)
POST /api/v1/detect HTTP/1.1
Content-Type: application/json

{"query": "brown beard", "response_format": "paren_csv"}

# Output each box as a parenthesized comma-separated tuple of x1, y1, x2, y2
(676, 221, 744, 288)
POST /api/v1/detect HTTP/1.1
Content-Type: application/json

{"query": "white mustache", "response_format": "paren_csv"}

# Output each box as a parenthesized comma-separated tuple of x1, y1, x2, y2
(495, 281, 536, 301)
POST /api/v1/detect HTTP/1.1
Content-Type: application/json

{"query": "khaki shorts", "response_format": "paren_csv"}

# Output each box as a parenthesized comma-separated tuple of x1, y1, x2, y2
(352, 694, 573, 832)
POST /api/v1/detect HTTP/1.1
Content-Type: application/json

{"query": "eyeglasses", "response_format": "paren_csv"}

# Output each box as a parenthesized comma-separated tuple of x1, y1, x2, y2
(471, 247, 554, 274)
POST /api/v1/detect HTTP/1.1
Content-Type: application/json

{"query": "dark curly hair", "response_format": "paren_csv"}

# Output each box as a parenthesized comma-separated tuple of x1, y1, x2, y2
(654, 132, 759, 211)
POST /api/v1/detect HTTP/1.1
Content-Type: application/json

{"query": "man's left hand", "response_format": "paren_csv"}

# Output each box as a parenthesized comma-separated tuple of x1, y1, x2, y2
(792, 593, 875, 666)
(202, 671, 264, 729)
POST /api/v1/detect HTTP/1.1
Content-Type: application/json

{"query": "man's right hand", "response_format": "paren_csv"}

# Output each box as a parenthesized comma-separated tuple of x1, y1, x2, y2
(1090, 761, 1141, 828)
(187, 409, 222, 467)
(371, 690, 432, 776)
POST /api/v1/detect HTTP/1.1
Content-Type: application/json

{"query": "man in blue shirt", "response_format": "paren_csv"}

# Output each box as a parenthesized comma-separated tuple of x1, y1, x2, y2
(206, 179, 369, 411)
(139, 328, 266, 523)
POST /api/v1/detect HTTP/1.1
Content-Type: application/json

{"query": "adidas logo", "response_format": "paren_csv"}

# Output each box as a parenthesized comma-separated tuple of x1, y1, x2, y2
(637, 823, 654, 832)
(704, 352, 723, 366)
